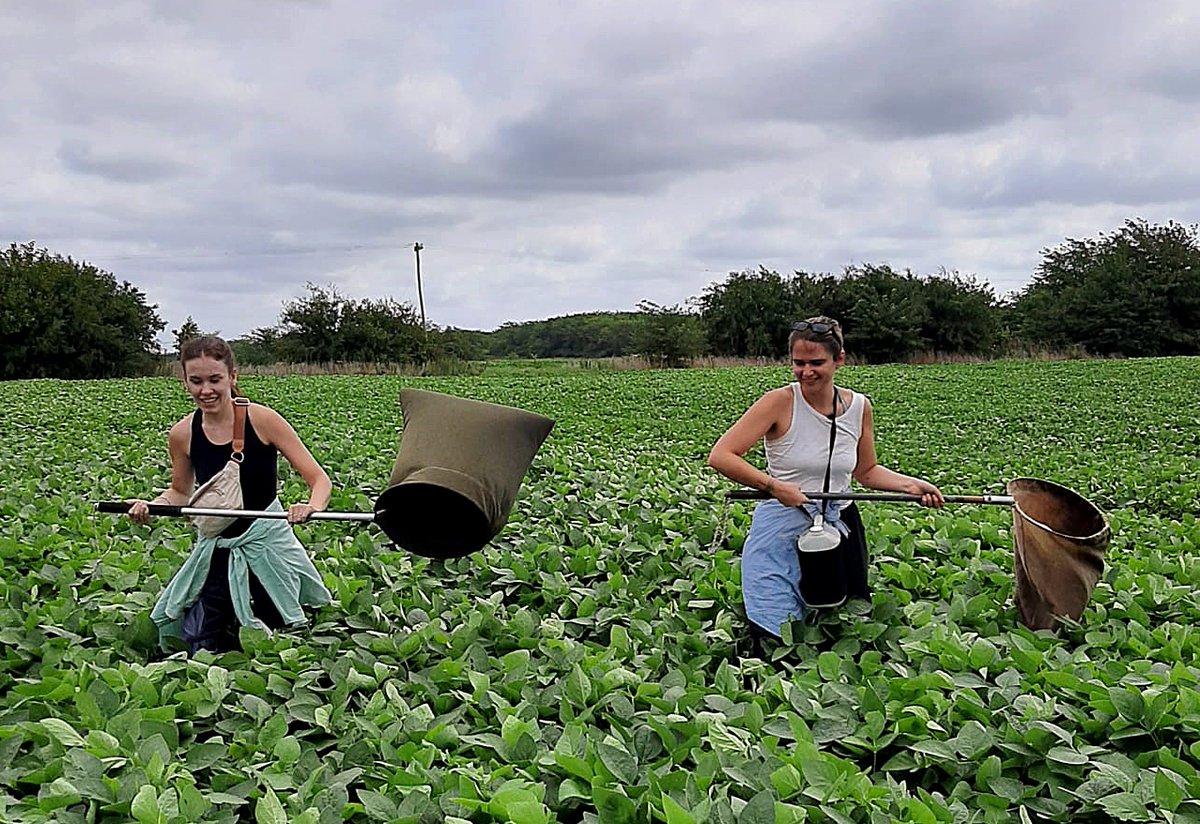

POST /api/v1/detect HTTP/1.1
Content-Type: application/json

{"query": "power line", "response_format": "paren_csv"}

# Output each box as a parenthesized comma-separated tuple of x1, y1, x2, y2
(92, 241, 421, 262)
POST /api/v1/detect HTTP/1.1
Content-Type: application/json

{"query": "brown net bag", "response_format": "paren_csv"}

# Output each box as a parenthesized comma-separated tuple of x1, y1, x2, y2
(1007, 477, 1110, 630)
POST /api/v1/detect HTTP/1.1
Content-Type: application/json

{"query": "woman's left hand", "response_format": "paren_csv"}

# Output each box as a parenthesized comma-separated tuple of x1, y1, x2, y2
(907, 479, 945, 508)
(288, 502, 318, 523)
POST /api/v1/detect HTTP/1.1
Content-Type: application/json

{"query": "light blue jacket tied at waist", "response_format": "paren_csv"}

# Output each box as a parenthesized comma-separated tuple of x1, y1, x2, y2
(150, 499, 332, 650)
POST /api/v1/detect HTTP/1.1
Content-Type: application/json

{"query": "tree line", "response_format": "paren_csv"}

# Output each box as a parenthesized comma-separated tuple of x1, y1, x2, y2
(3, 218, 1199, 379)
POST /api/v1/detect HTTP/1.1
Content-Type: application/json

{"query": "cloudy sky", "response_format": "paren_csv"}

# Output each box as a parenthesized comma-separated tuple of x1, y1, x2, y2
(4, 1, 1198, 341)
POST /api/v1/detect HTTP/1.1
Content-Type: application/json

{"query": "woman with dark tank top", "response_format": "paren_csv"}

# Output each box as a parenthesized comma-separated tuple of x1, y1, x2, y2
(127, 336, 332, 653)
(188, 406, 278, 538)
(708, 317, 944, 646)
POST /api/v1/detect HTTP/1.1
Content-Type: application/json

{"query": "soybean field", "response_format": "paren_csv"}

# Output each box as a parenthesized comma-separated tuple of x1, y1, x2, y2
(2, 358, 1200, 823)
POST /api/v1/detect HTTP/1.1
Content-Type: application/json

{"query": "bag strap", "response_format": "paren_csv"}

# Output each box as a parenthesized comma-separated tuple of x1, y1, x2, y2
(819, 385, 842, 517)
(231, 397, 250, 462)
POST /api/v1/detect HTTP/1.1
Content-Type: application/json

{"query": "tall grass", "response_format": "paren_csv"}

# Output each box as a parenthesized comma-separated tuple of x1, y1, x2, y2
(150, 347, 1107, 379)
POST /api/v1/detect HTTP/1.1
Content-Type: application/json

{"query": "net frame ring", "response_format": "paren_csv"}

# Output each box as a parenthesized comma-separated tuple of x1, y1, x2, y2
(1006, 477, 1110, 630)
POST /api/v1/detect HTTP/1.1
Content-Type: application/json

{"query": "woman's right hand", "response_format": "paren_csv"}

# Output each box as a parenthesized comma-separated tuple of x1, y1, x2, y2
(769, 479, 810, 508)
(126, 499, 153, 525)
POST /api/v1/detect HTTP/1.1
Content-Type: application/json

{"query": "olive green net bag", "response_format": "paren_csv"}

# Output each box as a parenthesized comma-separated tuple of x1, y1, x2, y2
(372, 388, 556, 559)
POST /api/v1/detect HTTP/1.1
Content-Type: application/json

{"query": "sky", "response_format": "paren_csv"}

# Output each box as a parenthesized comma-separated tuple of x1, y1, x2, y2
(3, 1, 1198, 343)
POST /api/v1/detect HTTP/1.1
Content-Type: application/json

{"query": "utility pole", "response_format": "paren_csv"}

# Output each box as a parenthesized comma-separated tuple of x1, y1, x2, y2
(412, 242, 426, 328)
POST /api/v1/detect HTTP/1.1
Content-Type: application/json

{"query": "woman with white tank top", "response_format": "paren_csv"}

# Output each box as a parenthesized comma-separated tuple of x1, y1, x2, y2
(708, 317, 944, 641)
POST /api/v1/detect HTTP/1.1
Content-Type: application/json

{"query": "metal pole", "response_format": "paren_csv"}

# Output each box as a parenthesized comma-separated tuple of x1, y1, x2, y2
(95, 502, 376, 522)
(725, 489, 1016, 506)
(413, 242, 426, 328)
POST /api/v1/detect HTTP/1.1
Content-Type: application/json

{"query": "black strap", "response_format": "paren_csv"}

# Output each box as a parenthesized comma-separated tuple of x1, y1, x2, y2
(819, 385, 842, 518)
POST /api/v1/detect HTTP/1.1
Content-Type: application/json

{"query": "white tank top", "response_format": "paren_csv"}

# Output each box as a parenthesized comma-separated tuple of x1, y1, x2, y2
(765, 384, 865, 493)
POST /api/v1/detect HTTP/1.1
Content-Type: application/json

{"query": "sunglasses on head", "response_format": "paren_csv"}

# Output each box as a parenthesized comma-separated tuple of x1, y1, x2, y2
(791, 320, 839, 335)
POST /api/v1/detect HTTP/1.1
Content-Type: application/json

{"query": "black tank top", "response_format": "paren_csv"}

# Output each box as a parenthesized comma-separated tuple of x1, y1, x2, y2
(190, 406, 279, 538)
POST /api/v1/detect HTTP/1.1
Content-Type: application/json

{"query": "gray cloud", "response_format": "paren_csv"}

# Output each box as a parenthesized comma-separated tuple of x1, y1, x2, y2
(1141, 64, 1200, 103)
(486, 97, 785, 193)
(708, 2, 1142, 139)
(941, 159, 1200, 210)
(2, 0, 1199, 340)
(57, 139, 193, 183)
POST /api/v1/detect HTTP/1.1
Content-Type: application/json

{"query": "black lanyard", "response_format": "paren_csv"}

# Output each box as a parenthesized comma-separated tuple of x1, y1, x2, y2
(820, 384, 842, 518)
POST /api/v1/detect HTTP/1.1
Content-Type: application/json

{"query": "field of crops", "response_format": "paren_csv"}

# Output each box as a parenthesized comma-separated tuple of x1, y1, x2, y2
(2, 359, 1200, 823)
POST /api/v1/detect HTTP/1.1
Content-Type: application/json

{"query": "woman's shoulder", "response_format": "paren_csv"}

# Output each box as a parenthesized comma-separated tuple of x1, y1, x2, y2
(167, 414, 193, 448)
(243, 400, 286, 420)
(839, 388, 871, 420)
(243, 402, 298, 444)
(759, 384, 796, 408)
(244, 401, 284, 426)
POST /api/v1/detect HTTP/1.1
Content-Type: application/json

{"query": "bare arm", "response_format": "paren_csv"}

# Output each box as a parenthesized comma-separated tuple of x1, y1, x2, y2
(127, 419, 195, 523)
(707, 388, 809, 507)
(254, 405, 332, 523)
(851, 399, 944, 508)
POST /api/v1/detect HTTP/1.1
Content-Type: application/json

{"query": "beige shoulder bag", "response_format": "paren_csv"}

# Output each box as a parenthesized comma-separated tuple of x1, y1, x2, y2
(188, 397, 250, 537)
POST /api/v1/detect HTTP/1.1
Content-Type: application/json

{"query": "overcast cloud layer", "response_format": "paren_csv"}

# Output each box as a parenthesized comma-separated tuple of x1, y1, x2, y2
(4, 1, 1198, 341)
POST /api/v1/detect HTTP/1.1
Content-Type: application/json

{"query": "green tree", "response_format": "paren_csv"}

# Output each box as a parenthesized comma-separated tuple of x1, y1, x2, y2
(273, 284, 431, 363)
(277, 283, 345, 362)
(339, 296, 428, 363)
(837, 264, 929, 363)
(439, 327, 489, 360)
(0, 242, 164, 379)
(1011, 219, 1200, 356)
(919, 270, 999, 356)
(171, 316, 213, 354)
(787, 270, 848, 328)
(487, 312, 642, 358)
(634, 301, 705, 367)
(696, 267, 797, 357)
(695, 263, 1004, 362)
(230, 326, 283, 365)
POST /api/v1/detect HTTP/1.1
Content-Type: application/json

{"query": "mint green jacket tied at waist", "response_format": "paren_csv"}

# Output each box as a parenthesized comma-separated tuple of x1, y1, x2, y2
(150, 499, 332, 649)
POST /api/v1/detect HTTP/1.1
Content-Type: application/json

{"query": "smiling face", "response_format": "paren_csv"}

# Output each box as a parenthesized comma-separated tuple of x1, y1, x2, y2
(791, 338, 844, 389)
(183, 356, 237, 413)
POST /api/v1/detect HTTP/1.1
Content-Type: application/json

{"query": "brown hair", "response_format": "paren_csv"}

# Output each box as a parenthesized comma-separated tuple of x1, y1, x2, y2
(788, 316, 844, 359)
(180, 335, 241, 397)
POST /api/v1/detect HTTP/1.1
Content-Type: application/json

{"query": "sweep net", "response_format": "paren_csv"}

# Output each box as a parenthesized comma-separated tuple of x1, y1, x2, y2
(1007, 477, 1110, 630)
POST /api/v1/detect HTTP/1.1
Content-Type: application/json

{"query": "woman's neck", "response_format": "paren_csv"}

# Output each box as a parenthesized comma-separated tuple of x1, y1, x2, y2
(202, 402, 235, 425)
(800, 381, 840, 414)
